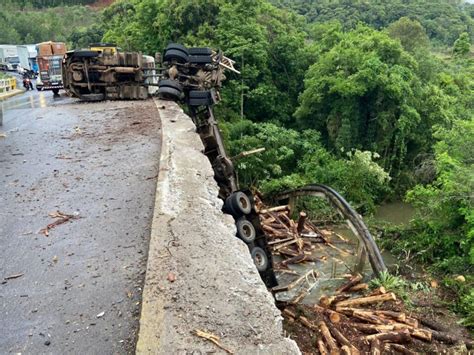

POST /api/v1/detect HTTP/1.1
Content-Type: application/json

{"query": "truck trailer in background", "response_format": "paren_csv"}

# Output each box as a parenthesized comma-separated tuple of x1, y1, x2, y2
(36, 41, 66, 95)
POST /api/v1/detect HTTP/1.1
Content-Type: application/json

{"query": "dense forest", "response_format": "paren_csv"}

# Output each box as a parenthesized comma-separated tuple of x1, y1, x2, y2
(2, 0, 473, 327)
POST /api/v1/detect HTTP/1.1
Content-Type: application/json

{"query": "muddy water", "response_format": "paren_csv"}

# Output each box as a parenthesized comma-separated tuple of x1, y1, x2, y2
(274, 202, 414, 304)
(374, 201, 415, 225)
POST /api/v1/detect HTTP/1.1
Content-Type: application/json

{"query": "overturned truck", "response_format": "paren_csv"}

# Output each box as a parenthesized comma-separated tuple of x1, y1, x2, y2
(62, 43, 156, 101)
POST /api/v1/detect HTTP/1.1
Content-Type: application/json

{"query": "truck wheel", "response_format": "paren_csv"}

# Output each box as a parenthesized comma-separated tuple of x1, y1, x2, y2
(236, 218, 256, 243)
(188, 55, 213, 64)
(72, 50, 99, 58)
(158, 79, 183, 92)
(230, 191, 252, 215)
(80, 93, 104, 101)
(188, 90, 213, 106)
(158, 86, 182, 101)
(188, 47, 212, 56)
(163, 49, 188, 64)
(251, 247, 269, 272)
(165, 43, 189, 55)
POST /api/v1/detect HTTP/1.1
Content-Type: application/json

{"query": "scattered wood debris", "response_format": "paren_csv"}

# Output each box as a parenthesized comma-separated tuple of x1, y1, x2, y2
(39, 210, 79, 236)
(280, 272, 474, 354)
(193, 329, 234, 354)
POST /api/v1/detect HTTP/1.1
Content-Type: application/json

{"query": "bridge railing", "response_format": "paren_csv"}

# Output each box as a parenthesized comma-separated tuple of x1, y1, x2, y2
(0, 78, 17, 94)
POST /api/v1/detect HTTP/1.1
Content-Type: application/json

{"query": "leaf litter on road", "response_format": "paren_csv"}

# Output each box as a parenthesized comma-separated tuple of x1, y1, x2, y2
(39, 210, 80, 236)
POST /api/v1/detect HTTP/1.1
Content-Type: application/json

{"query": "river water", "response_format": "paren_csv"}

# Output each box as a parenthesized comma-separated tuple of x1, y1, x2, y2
(274, 201, 415, 304)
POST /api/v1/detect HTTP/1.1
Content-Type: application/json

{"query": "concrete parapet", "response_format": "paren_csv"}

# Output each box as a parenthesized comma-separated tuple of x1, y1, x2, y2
(136, 99, 300, 354)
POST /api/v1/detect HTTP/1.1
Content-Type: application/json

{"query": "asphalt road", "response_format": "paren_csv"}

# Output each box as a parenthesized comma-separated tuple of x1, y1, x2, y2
(0, 89, 161, 354)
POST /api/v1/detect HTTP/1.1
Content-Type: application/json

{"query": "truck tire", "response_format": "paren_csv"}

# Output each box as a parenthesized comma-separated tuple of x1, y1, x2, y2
(159, 79, 183, 92)
(188, 90, 213, 106)
(158, 86, 182, 101)
(72, 50, 99, 58)
(236, 218, 256, 243)
(251, 247, 269, 272)
(165, 43, 189, 55)
(188, 55, 213, 64)
(163, 49, 188, 64)
(230, 191, 252, 215)
(188, 47, 212, 56)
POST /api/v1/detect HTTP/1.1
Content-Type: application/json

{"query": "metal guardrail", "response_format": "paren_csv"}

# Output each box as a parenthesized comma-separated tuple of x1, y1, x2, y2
(0, 77, 17, 94)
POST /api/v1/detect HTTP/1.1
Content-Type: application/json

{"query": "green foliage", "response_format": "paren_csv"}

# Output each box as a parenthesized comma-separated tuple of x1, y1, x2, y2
(387, 17, 430, 53)
(102, 0, 309, 122)
(453, 32, 472, 57)
(271, 0, 474, 47)
(295, 25, 451, 181)
(223, 119, 391, 213)
(443, 276, 474, 327)
(0, 1, 99, 45)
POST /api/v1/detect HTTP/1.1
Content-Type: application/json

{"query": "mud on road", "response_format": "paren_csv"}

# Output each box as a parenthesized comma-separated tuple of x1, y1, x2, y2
(0, 98, 161, 354)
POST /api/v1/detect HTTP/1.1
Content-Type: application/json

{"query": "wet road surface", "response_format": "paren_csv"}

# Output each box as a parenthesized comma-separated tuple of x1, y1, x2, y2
(0, 90, 161, 353)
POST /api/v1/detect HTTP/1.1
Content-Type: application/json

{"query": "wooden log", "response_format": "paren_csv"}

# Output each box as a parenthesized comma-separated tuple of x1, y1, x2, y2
(260, 205, 289, 214)
(430, 329, 463, 345)
(317, 339, 329, 355)
(299, 315, 317, 330)
(319, 294, 350, 308)
(281, 253, 306, 266)
(272, 270, 315, 293)
(410, 328, 432, 342)
(341, 345, 351, 355)
(273, 239, 297, 251)
(268, 222, 289, 230)
(386, 343, 418, 355)
(367, 286, 386, 296)
(350, 323, 395, 334)
(268, 237, 294, 245)
(370, 338, 381, 355)
(282, 308, 296, 320)
(373, 310, 406, 323)
(401, 317, 419, 328)
(326, 321, 360, 355)
(364, 330, 412, 344)
(278, 212, 292, 226)
(336, 274, 363, 294)
(419, 317, 447, 332)
(297, 211, 307, 233)
(262, 224, 288, 237)
(348, 283, 369, 292)
(291, 289, 308, 304)
(314, 305, 345, 324)
(335, 292, 397, 308)
(351, 310, 391, 325)
(318, 321, 339, 354)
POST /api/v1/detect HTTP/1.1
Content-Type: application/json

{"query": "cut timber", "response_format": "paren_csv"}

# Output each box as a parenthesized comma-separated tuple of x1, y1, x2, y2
(281, 253, 305, 266)
(373, 310, 406, 323)
(351, 310, 391, 325)
(318, 321, 339, 354)
(370, 338, 381, 355)
(350, 323, 395, 334)
(341, 345, 351, 355)
(299, 316, 317, 330)
(410, 328, 432, 342)
(317, 339, 329, 355)
(272, 269, 315, 293)
(348, 283, 369, 292)
(296, 211, 307, 233)
(364, 330, 412, 344)
(319, 294, 350, 308)
(386, 343, 418, 355)
(326, 321, 360, 355)
(260, 205, 289, 214)
(368, 287, 386, 296)
(336, 273, 363, 294)
(335, 292, 396, 308)
(314, 305, 344, 324)
(282, 308, 296, 320)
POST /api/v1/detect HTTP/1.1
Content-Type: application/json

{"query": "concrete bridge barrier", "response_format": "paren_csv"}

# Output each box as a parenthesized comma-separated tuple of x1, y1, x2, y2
(137, 99, 300, 354)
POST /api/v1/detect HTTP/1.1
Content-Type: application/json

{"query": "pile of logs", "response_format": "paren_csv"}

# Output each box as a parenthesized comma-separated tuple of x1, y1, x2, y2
(257, 202, 350, 268)
(283, 274, 472, 354)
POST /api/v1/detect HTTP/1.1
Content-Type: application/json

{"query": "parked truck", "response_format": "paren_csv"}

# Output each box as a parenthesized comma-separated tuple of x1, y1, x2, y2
(36, 41, 67, 95)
